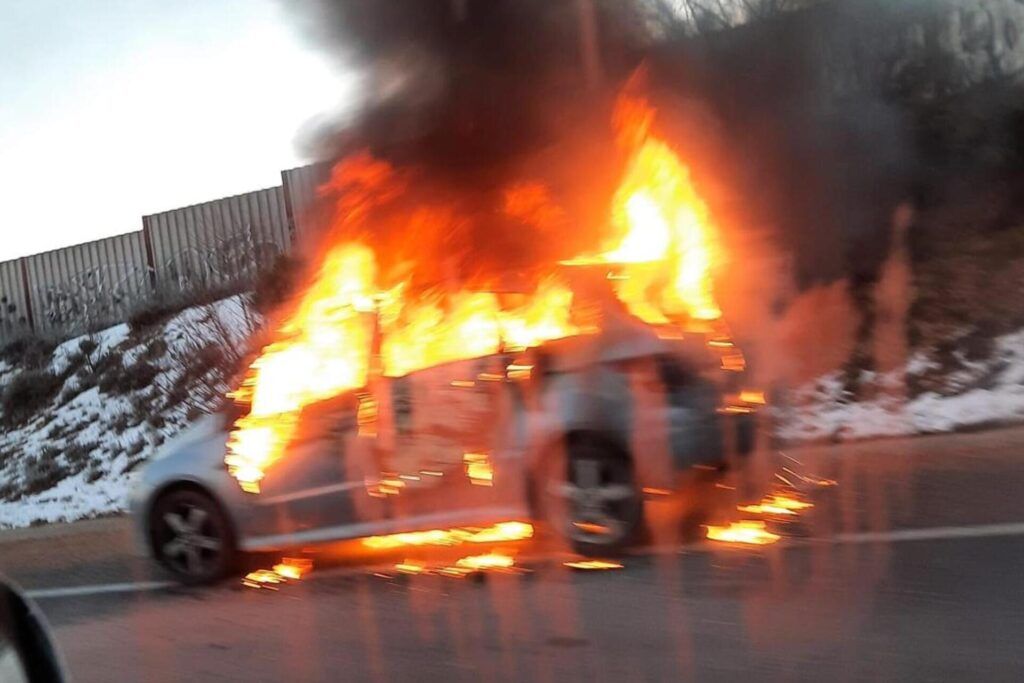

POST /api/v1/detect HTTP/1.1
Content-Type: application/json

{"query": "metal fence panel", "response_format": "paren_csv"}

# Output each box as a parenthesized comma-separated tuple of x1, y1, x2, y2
(23, 232, 150, 338)
(5, 166, 330, 343)
(281, 163, 333, 243)
(0, 259, 31, 345)
(143, 186, 292, 296)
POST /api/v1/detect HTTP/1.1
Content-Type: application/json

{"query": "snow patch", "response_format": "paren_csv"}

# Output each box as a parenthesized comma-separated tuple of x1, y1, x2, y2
(777, 329, 1024, 442)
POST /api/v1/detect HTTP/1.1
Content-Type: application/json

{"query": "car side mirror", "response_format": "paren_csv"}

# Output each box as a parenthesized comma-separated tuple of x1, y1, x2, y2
(0, 577, 65, 682)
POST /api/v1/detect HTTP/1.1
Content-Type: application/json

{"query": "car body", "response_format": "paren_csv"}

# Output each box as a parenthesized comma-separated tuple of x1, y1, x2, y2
(131, 311, 758, 583)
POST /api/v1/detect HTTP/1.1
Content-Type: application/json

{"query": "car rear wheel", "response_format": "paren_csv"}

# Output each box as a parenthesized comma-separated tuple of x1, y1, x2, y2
(149, 488, 236, 585)
(536, 433, 644, 555)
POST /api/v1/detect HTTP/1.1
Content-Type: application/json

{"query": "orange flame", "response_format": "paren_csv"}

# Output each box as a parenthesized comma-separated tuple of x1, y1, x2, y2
(243, 557, 314, 589)
(503, 182, 566, 234)
(390, 553, 517, 578)
(226, 244, 377, 492)
(739, 390, 767, 405)
(361, 521, 533, 550)
(610, 139, 721, 323)
(454, 553, 515, 570)
(380, 278, 578, 378)
(706, 521, 780, 545)
(737, 493, 813, 516)
(464, 453, 494, 486)
(272, 557, 313, 580)
(566, 95, 722, 325)
(242, 569, 286, 590)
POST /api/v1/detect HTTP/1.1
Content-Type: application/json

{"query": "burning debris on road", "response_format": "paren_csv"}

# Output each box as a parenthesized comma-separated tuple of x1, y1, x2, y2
(389, 552, 521, 579)
(705, 453, 840, 547)
(737, 493, 813, 517)
(243, 557, 315, 590)
(706, 521, 781, 546)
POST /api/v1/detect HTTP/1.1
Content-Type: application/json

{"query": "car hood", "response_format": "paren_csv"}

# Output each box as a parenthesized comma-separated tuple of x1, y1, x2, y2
(141, 414, 231, 482)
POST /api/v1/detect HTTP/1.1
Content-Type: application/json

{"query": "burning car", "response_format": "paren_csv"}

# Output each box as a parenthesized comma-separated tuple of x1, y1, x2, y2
(130, 281, 756, 584)
(130, 91, 761, 583)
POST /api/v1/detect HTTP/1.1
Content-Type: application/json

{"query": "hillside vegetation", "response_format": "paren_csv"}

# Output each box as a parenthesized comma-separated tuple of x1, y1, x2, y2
(0, 297, 260, 527)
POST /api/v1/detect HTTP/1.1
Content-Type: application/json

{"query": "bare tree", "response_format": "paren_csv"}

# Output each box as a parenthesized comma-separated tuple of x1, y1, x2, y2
(736, 0, 821, 21)
(641, 0, 823, 37)
(155, 298, 264, 420)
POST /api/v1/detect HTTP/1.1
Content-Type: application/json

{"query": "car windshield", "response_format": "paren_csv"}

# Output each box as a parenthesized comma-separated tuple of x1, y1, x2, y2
(3, 1, 1024, 681)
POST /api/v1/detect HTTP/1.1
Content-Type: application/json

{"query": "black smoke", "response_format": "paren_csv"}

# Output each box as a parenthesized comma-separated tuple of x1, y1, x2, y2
(282, 0, 655, 280)
(286, 0, 644, 185)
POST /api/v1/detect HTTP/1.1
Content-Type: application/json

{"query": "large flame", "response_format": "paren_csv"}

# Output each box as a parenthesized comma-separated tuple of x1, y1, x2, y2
(225, 244, 377, 491)
(568, 95, 722, 324)
(225, 92, 725, 492)
(379, 277, 578, 378)
(610, 136, 722, 323)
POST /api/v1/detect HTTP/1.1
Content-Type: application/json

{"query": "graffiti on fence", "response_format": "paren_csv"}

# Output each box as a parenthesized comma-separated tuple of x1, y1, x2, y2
(33, 229, 281, 337)
(1, 168, 311, 344)
(155, 228, 283, 296)
(0, 295, 30, 339)
(36, 263, 151, 335)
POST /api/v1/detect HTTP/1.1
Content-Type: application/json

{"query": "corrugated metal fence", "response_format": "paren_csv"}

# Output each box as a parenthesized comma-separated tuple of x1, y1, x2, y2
(143, 186, 292, 296)
(23, 233, 150, 338)
(281, 163, 333, 242)
(0, 259, 32, 342)
(0, 163, 335, 346)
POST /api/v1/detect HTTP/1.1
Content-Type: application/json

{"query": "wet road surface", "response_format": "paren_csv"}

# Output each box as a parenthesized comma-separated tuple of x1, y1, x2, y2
(4, 426, 1024, 681)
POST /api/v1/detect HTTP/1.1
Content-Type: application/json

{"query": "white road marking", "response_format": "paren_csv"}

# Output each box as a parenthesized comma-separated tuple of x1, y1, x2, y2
(25, 581, 174, 600)
(829, 521, 1024, 545)
(21, 521, 1024, 600)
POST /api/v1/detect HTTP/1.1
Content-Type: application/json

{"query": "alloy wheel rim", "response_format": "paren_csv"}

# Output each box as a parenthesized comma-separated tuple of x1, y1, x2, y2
(160, 504, 222, 576)
(549, 458, 637, 545)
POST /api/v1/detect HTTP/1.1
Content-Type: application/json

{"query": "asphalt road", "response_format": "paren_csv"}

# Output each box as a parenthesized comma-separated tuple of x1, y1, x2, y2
(4, 426, 1024, 681)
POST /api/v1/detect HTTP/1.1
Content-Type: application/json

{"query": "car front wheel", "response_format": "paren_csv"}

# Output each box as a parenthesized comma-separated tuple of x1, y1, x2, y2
(149, 488, 237, 585)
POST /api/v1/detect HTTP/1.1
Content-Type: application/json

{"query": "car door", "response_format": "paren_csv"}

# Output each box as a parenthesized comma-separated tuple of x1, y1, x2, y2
(254, 393, 386, 537)
(371, 354, 523, 525)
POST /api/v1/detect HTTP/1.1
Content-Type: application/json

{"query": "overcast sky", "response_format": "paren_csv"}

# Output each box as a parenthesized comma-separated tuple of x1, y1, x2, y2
(0, 0, 358, 262)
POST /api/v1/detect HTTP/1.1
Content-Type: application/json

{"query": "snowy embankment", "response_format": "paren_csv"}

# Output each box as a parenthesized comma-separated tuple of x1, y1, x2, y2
(0, 297, 260, 529)
(777, 330, 1024, 443)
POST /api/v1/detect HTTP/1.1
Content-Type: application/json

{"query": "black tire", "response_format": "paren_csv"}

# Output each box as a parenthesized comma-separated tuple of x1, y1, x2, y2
(149, 488, 237, 585)
(533, 432, 644, 556)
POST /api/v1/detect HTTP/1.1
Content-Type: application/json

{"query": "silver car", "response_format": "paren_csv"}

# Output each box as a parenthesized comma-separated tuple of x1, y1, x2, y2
(131, 322, 754, 584)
